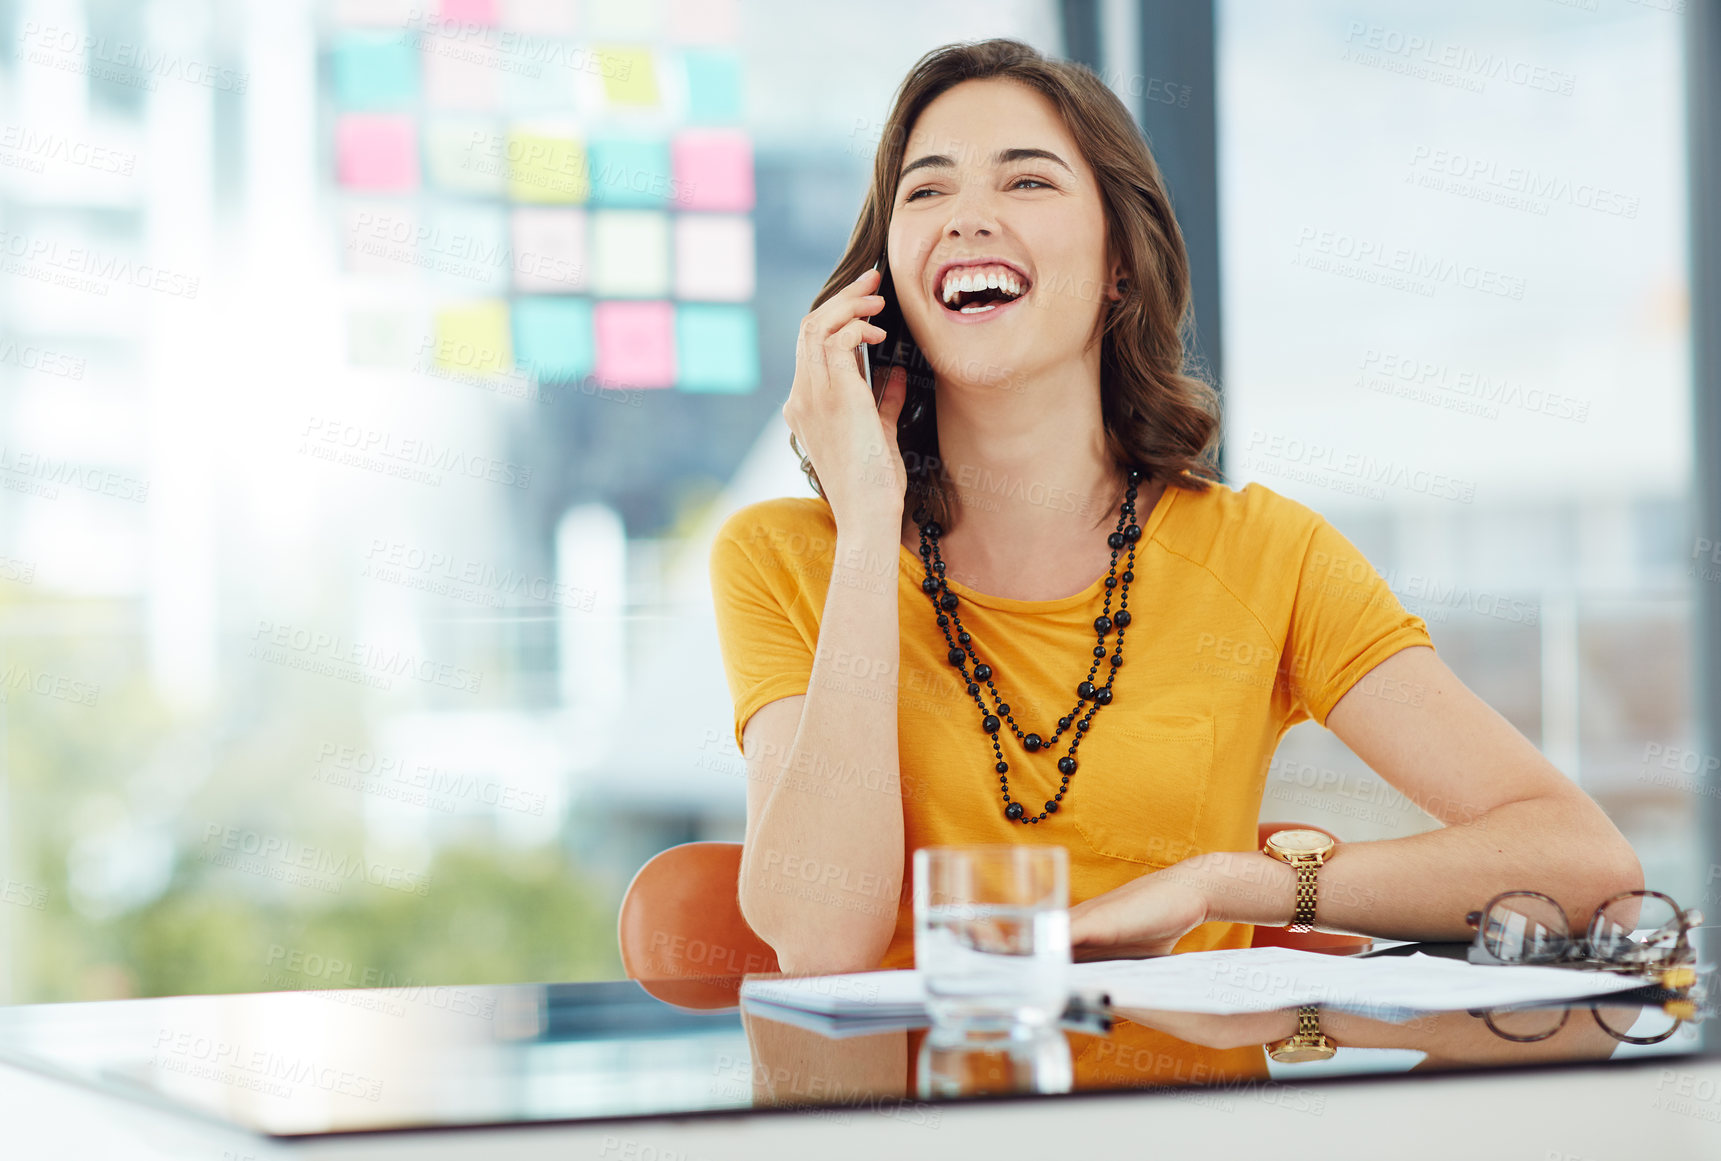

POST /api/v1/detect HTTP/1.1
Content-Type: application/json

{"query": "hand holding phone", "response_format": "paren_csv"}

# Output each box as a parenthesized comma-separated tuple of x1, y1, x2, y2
(782, 263, 911, 531)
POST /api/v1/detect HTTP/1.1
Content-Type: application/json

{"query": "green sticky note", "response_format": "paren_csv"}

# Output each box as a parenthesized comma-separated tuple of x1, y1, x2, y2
(433, 301, 513, 376)
(507, 131, 588, 203)
(599, 47, 659, 107)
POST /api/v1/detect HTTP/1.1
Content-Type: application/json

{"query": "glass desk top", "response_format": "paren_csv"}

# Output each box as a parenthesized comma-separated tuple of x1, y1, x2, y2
(0, 943, 1711, 1139)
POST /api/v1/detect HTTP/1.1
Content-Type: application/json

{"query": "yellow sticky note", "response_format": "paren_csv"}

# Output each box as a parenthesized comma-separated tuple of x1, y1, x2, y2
(598, 47, 659, 107)
(433, 301, 513, 376)
(507, 131, 588, 203)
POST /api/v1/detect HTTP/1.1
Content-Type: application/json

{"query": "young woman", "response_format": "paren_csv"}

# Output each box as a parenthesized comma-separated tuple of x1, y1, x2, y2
(710, 39, 1640, 975)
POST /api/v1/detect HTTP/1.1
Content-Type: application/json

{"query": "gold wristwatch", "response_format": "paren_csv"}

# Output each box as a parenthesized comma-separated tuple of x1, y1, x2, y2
(1262, 827, 1335, 931)
(1267, 1005, 1337, 1063)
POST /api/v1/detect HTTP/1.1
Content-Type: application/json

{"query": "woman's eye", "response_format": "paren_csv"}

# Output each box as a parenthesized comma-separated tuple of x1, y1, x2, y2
(905, 177, 1052, 202)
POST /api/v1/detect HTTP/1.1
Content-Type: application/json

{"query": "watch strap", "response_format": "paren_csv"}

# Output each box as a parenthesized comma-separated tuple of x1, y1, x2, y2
(1267, 1004, 1336, 1063)
(1290, 860, 1319, 931)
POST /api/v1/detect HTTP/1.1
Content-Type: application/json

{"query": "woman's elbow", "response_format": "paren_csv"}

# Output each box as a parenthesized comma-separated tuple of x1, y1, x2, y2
(1597, 839, 1645, 900)
(738, 887, 894, 976)
(1561, 829, 1645, 913)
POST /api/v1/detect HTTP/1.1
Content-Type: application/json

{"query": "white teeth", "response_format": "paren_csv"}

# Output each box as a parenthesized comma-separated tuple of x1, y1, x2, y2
(940, 265, 1028, 304)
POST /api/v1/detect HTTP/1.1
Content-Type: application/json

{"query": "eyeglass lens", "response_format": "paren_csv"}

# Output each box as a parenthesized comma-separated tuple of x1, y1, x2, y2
(1482, 893, 1571, 963)
(1588, 892, 1681, 963)
(1592, 1001, 1684, 1045)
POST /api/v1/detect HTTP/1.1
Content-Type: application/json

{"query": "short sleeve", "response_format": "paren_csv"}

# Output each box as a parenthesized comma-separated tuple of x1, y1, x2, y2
(708, 507, 819, 754)
(1280, 515, 1435, 728)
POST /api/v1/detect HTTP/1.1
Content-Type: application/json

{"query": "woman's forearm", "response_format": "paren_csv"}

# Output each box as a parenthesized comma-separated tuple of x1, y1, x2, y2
(739, 521, 906, 974)
(1183, 792, 1644, 941)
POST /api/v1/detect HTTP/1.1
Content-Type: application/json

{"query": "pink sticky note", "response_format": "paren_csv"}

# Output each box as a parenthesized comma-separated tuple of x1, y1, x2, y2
(667, 0, 737, 43)
(439, 0, 499, 22)
(336, 114, 419, 191)
(594, 300, 675, 389)
(672, 129, 752, 211)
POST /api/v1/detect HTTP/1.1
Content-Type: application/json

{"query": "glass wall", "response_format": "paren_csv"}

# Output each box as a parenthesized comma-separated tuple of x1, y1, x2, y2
(0, 0, 1696, 1003)
(0, 0, 1062, 1002)
(1214, 0, 1696, 898)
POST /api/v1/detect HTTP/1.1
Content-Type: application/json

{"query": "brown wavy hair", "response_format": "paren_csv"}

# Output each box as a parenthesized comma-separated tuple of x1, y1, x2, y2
(788, 37, 1221, 534)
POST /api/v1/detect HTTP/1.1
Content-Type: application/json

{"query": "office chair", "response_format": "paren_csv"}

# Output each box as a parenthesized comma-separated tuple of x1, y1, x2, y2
(619, 824, 1370, 1010)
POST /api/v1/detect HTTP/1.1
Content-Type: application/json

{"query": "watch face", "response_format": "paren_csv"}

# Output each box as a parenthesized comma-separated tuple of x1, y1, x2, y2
(1272, 1043, 1337, 1063)
(1270, 829, 1332, 855)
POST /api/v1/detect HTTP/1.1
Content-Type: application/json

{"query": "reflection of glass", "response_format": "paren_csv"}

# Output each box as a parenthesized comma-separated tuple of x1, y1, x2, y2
(1466, 890, 1701, 970)
(917, 1023, 1072, 1099)
(913, 846, 1070, 1030)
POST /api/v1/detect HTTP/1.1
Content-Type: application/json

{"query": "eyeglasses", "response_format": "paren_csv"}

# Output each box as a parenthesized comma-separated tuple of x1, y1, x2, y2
(1465, 890, 1701, 972)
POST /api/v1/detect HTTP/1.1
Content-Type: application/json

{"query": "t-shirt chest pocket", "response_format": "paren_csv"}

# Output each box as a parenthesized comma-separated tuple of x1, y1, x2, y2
(1065, 712, 1215, 868)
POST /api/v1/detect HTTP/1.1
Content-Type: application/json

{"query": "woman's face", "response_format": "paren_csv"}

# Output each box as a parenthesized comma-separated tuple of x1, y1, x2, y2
(887, 77, 1120, 394)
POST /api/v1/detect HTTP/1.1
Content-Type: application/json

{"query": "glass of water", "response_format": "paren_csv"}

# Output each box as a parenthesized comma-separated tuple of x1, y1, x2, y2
(913, 845, 1070, 1031)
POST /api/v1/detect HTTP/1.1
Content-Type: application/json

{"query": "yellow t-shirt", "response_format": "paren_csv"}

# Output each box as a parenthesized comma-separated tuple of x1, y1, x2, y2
(708, 478, 1434, 969)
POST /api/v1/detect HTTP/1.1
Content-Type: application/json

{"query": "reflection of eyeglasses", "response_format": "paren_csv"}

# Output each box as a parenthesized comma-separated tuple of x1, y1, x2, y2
(1472, 996, 1697, 1046)
(1464, 890, 1701, 972)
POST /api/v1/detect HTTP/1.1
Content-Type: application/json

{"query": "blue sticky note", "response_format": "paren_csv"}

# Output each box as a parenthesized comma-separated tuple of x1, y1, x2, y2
(682, 50, 742, 124)
(426, 203, 510, 293)
(675, 303, 756, 393)
(330, 32, 420, 110)
(586, 136, 673, 207)
(513, 297, 595, 382)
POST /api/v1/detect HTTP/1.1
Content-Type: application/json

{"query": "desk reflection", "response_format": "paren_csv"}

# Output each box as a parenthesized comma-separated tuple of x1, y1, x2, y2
(737, 991, 1674, 1114)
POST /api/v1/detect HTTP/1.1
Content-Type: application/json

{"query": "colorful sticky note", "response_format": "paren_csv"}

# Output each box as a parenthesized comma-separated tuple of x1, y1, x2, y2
(334, 0, 415, 26)
(594, 300, 675, 389)
(681, 50, 742, 124)
(588, 0, 661, 38)
(512, 297, 595, 382)
(423, 34, 501, 110)
(587, 136, 672, 207)
(667, 0, 737, 43)
(439, 0, 499, 22)
(671, 129, 751, 211)
(342, 203, 419, 276)
(674, 214, 752, 301)
(590, 210, 669, 297)
(598, 47, 659, 107)
(503, 47, 580, 112)
(330, 33, 420, 109)
(676, 304, 756, 394)
(507, 130, 588, 202)
(347, 308, 420, 368)
(426, 204, 510, 293)
(336, 114, 420, 190)
(433, 301, 513, 376)
(511, 208, 587, 292)
(425, 119, 505, 194)
(501, 0, 579, 35)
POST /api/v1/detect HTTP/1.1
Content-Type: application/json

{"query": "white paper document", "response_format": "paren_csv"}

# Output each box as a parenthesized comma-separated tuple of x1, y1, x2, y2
(739, 946, 1656, 1026)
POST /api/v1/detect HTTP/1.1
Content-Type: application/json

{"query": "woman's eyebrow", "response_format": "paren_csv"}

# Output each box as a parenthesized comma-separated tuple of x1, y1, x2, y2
(897, 146, 1075, 183)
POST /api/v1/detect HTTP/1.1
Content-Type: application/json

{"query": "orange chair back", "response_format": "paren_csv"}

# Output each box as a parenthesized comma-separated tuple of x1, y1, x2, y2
(617, 841, 778, 1009)
(1250, 822, 1372, 955)
(619, 826, 1368, 1008)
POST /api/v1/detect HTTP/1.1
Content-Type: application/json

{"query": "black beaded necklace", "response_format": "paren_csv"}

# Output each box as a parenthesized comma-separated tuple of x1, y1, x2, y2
(912, 466, 1143, 824)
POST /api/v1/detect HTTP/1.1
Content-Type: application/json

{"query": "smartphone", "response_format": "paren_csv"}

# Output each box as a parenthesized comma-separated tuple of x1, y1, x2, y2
(859, 254, 912, 409)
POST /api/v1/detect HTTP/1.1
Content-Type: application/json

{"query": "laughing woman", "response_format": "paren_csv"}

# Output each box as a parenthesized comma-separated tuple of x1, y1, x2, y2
(709, 38, 1640, 975)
